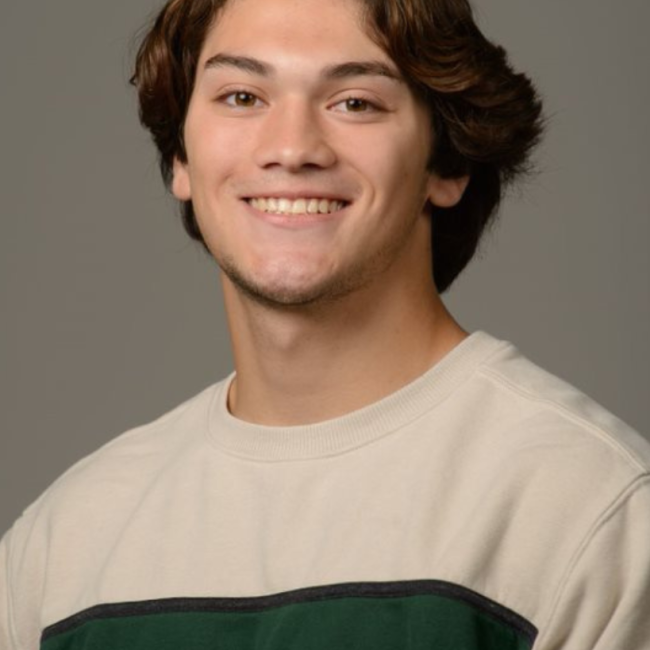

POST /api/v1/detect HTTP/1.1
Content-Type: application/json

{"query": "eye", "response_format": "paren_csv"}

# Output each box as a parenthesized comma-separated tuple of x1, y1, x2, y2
(331, 96, 380, 113)
(344, 98, 371, 112)
(221, 91, 264, 108)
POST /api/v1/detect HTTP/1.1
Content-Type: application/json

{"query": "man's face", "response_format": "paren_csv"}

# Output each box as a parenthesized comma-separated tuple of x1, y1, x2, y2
(174, 0, 462, 307)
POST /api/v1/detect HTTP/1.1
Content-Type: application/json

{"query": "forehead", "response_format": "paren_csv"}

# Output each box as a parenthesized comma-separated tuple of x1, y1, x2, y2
(199, 0, 392, 70)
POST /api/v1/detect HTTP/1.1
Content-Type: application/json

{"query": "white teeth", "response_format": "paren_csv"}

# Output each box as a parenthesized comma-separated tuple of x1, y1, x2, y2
(249, 197, 345, 215)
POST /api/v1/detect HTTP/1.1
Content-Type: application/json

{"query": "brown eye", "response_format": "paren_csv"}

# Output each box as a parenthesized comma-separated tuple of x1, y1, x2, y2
(233, 92, 258, 107)
(222, 91, 262, 108)
(345, 98, 369, 112)
(331, 96, 380, 114)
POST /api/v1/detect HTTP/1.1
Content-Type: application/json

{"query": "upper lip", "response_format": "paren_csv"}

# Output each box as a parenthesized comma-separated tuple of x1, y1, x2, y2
(242, 191, 352, 202)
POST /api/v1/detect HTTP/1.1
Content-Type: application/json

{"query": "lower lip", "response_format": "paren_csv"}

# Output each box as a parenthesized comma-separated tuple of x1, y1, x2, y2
(243, 200, 347, 228)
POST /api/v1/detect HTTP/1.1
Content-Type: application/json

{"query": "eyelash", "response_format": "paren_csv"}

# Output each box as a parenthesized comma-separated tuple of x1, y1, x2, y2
(332, 96, 381, 113)
(219, 91, 264, 108)
(217, 90, 383, 113)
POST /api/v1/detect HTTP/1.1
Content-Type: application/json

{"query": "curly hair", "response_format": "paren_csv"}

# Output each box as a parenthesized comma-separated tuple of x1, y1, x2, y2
(131, 0, 544, 293)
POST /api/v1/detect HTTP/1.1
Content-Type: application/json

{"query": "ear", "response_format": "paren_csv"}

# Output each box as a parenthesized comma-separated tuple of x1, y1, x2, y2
(172, 156, 192, 201)
(426, 174, 470, 209)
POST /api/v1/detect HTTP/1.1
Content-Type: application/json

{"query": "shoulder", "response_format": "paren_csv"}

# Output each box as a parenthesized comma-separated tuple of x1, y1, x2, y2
(5, 379, 226, 543)
(440, 335, 650, 643)
(449, 334, 650, 574)
(473, 345, 650, 648)
(0, 379, 228, 649)
(470, 335, 650, 476)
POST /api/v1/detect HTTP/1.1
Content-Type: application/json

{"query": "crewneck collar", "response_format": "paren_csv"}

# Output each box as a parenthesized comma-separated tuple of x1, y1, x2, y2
(207, 331, 507, 462)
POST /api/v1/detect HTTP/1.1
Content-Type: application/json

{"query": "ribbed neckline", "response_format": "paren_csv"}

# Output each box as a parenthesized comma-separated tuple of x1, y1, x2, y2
(206, 331, 508, 462)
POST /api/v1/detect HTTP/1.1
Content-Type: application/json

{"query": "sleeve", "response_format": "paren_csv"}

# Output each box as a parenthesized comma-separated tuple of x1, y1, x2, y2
(0, 530, 18, 650)
(536, 475, 650, 649)
(0, 514, 48, 650)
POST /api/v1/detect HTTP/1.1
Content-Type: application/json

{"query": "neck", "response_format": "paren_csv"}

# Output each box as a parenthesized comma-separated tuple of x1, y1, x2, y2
(223, 271, 466, 427)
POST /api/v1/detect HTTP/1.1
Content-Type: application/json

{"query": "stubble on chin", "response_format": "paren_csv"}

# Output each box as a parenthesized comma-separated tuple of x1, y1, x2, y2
(217, 254, 363, 310)
(212, 200, 428, 311)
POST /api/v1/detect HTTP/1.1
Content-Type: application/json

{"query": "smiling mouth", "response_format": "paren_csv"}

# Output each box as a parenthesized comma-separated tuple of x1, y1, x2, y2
(246, 197, 348, 215)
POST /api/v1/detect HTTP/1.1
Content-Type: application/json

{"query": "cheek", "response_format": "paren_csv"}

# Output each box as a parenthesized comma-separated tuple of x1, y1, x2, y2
(347, 121, 429, 187)
(184, 108, 247, 181)
(368, 156, 431, 217)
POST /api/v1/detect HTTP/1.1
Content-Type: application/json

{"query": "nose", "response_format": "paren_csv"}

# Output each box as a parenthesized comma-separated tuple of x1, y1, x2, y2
(253, 98, 337, 172)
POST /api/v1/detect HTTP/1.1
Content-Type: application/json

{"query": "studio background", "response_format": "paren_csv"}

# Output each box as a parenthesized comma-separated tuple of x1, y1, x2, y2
(1, 0, 648, 533)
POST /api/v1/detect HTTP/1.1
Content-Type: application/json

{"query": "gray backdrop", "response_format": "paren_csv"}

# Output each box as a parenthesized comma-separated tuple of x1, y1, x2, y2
(1, 0, 649, 534)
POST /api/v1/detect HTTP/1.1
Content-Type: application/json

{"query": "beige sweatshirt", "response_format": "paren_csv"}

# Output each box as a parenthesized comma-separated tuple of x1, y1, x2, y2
(2, 332, 649, 649)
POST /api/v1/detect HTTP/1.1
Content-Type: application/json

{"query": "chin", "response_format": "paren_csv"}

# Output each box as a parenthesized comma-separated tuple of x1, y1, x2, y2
(221, 259, 362, 309)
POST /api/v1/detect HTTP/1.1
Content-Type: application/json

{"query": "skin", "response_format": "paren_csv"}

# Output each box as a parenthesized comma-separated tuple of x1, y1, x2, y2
(173, 0, 469, 426)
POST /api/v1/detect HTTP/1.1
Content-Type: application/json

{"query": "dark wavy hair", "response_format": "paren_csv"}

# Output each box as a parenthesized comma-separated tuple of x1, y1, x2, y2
(131, 0, 544, 293)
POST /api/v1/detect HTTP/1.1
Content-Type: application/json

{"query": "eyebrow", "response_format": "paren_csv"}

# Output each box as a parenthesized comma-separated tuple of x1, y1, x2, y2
(205, 54, 270, 75)
(203, 53, 403, 83)
(323, 60, 403, 82)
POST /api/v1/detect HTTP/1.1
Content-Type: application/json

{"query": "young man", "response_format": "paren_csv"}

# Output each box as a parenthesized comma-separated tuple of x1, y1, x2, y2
(2, 0, 649, 648)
